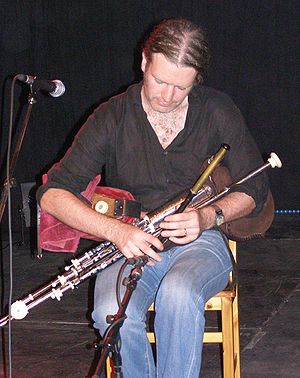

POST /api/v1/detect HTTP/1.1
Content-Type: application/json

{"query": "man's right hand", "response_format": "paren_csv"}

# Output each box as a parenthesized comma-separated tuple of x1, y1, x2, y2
(40, 188, 164, 264)
(110, 221, 164, 264)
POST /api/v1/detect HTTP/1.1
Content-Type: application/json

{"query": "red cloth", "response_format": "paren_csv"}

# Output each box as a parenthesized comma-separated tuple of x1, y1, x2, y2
(39, 175, 136, 253)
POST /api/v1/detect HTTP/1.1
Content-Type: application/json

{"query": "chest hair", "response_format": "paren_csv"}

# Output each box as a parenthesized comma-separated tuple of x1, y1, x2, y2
(143, 98, 189, 149)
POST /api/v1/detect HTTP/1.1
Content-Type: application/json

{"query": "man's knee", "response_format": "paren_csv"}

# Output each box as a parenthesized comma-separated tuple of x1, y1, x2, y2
(92, 300, 117, 334)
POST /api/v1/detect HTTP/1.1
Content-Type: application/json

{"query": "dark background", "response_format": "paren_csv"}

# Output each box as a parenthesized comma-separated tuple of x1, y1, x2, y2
(0, 1, 299, 234)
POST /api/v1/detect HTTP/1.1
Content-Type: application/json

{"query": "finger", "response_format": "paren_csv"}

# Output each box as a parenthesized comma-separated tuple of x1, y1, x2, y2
(139, 240, 162, 262)
(122, 245, 159, 264)
(168, 236, 191, 245)
(168, 227, 199, 244)
(122, 243, 145, 259)
(163, 208, 199, 223)
(169, 230, 198, 243)
(160, 228, 187, 238)
(125, 235, 162, 262)
(162, 213, 189, 223)
(160, 216, 195, 231)
(144, 233, 164, 252)
(160, 221, 187, 231)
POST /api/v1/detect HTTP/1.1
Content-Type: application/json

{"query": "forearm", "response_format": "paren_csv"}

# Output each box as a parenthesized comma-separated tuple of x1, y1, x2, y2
(40, 188, 125, 241)
(200, 191, 256, 230)
(40, 188, 164, 260)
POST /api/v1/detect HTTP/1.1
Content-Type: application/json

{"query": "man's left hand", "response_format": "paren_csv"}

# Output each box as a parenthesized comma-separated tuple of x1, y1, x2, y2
(159, 207, 213, 244)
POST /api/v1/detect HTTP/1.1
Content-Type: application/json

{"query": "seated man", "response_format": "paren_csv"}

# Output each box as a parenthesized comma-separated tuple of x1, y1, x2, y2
(37, 18, 269, 378)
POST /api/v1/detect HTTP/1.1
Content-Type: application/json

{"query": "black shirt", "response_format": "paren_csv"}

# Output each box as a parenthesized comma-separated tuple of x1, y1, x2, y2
(37, 82, 268, 214)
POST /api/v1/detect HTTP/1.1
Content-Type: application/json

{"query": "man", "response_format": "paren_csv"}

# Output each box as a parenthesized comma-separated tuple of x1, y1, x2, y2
(38, 18, 268, 377)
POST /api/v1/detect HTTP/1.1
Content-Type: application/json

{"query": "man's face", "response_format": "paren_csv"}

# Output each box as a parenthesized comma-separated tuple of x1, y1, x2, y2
(141, 52, 197, 113)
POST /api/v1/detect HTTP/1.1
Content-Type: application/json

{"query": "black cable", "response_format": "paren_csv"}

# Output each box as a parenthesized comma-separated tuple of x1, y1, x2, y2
(116, 258, 131, 308)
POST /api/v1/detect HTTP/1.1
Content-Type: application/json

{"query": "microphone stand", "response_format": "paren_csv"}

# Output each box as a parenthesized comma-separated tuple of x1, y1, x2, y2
(92, 256, 149, 378)
(0, 88, 37, 222)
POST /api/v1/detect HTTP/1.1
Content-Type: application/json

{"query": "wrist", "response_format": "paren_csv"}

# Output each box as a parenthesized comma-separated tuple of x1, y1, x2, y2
(197, 206, 215, 230)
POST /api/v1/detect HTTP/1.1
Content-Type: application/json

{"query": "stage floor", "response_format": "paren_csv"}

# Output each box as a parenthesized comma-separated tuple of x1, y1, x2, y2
(1, 214, 299, 377)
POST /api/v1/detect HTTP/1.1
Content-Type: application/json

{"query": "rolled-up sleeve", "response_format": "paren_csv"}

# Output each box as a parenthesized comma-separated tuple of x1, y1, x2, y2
(36, 103, 112, 204)
(214, 97, 269, 215)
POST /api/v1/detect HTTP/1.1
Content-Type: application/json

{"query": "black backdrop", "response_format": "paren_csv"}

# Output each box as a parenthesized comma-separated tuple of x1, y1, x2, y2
(0, 1, 299, 233)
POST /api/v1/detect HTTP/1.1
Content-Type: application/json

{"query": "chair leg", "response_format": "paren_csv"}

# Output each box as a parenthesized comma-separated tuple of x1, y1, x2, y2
(221, 297, 234, 377)
(232, 288, 241, 378)
(106, 357, 113, 378)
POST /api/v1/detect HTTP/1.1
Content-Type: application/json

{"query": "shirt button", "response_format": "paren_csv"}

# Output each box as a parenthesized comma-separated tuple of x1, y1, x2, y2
(163, 151, 168, 156)
(166, 178, 169, 183)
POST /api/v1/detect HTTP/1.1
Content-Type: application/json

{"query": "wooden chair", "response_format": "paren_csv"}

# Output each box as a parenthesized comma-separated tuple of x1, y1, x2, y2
(107, 240, 240, 378)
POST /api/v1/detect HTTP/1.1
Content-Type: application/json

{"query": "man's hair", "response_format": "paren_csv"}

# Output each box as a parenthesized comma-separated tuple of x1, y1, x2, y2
(143, 18, 210, 83)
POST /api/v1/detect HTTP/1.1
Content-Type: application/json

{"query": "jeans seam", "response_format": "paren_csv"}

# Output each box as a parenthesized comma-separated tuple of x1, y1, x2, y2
(186, 306, 202, 378)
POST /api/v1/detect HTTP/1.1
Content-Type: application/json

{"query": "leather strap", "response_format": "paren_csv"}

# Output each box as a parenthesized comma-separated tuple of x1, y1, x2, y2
(92, 193, 141, 218)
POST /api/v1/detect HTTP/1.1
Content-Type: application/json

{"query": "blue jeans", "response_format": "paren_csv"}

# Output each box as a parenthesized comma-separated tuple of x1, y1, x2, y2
(92, 230, 232, 378)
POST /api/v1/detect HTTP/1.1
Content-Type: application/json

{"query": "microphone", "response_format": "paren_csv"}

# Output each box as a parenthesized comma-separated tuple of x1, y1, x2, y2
(16, 74, 65, 97)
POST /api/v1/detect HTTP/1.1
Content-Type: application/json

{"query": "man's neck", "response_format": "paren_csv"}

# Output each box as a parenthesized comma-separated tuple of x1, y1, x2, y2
(141, 89, 189, 149)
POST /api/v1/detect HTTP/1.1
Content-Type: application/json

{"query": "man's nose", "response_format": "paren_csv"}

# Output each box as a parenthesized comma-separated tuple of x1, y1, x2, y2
(161, 85, 175, 103)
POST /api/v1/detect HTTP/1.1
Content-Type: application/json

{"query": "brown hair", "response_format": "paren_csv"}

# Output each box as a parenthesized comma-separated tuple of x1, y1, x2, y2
(143, 18, 210, 83)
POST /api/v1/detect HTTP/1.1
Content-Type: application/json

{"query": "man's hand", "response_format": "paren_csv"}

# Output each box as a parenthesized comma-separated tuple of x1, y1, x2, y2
(40, 188, 164, 264)
(159, 207, 212, 244)
(159, 191, 256, 245)
(111, 222, 164, 264)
